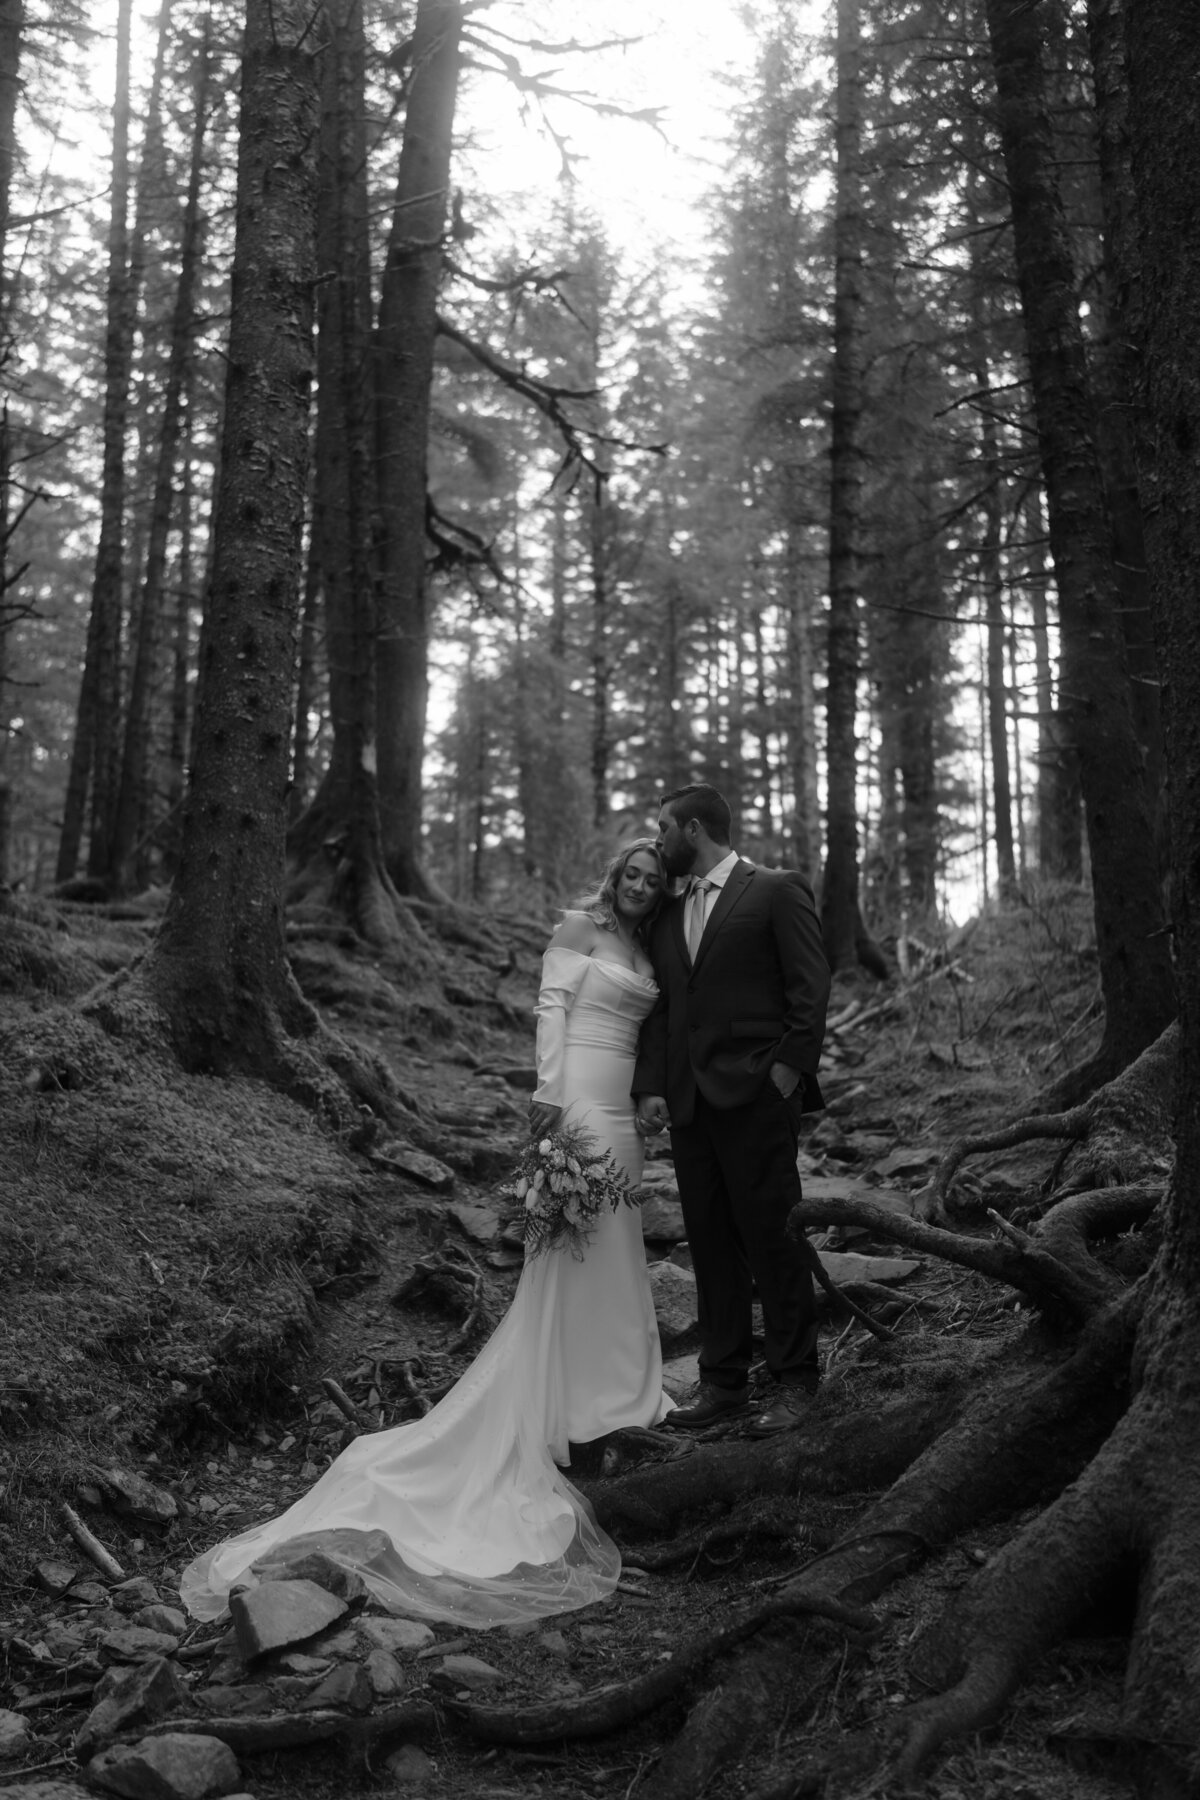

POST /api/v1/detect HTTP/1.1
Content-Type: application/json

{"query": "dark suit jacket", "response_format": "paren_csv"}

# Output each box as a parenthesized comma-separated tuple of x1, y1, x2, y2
(633, 860, 831, 1127)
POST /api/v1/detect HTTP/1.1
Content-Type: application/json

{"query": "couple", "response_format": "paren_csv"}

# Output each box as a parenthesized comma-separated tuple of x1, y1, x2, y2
(180, 785, 830, 1630)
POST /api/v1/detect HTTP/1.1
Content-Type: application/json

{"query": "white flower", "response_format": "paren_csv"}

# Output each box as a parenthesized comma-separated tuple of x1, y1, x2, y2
(539, 1138, 553, 1156)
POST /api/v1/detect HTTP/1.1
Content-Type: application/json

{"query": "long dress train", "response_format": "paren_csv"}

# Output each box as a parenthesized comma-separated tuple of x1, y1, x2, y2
(179, 948, 671, 1630)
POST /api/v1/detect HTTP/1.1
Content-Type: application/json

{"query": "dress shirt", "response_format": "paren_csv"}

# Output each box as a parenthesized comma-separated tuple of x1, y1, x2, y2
(685, 850, 741, 959)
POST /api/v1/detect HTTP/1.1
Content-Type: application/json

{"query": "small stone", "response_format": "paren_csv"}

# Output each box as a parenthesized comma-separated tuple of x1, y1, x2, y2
(0, 1707, 32, 1758)
(130, 1606, 187, 1638)
(194, 1686, 272, 1717)
(383, 1744, 435, 1785)
(309, 1626, 360, 1656)
(538, 1631, 570, 1659)
(196, 1497, 219, 1516)
(299, 1661, 373, 1713)
(94, 1469, 178, 1525)
(447, 1200, 500, 1244)
(647, 1260, 699, 1346)
(75, 1657, 190, 1761)
(357, 1616, 434, 1655)
(274, 1651, 330, 1676)
(819, 1250, 919, 1287)
(68, 1581, 113, 1606)
(110, 1579, 162, 1613)
(873, 1146, 939, 1180)
(375, 1143, 455, 1191)
(639, 1196, 686, 1242)
(434, 1653, 503, 1691)
(248, 1547, 366, 1606)
(34, 1559, 80, 1598)
(85, 1729, 240, 1799)
(228, 1580, 348, 1660)
(100, 1627, 181, 1663)
(364, 1646, 406, 1698)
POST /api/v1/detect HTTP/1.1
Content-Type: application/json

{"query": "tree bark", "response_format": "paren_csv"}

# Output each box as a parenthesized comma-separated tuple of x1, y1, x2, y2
(1124, 11, 1200, 1769)
(373, 0, 463, 899)
(110, 10, 208, 896)
(1085, 0, 1162, 816)
(821, 0, 867, 974)
(139, 0, 324, 1084)
(983, 0, 1174, 1096)
(287, 0, 404, 948)
(57, 0, 133, 885)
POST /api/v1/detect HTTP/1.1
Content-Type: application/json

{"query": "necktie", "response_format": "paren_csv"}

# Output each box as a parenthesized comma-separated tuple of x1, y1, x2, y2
(687, 877, 713, 961)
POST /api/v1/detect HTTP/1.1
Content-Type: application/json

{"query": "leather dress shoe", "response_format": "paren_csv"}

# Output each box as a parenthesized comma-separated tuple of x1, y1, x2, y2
(667, 1382, 751, 1430)
(746, 1385, 814, 1437)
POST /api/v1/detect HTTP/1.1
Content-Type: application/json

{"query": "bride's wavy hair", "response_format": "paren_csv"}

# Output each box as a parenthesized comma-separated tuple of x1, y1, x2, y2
(576, 837, 667, 939)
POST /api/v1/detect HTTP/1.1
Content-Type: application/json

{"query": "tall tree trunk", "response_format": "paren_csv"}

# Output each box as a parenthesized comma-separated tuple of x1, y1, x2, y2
(141, 0, 323, 1081)
(0, 0, 20, 887)
(287, 0, 403, 947)
(984, 0, 1174, 1098)
(781, 464, 820, 880)
(1023, 484, 1081, 877)
(589, 481, 610, 831)
(373, 0, 462, 899)
(821, 0, 866, 973)
(977, 384, 1016, 901)
(160, 399, 194, 883)
(57, 0, 133, 884)
(86, 0, 135, 881)
(110, 14, 209, 896)
(1085, 0, 1161, 812)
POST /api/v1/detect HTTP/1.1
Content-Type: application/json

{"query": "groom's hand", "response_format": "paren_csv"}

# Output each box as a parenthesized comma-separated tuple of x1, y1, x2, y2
(769, 1061, 802, 1100)
(637, 1096, 670, 1135)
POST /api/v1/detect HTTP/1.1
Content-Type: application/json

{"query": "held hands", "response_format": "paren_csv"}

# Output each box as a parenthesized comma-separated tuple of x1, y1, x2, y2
(528, 1101, 562, 1137)
(769, 1060, 802, 1100)
(636, 1096, 670, 1136)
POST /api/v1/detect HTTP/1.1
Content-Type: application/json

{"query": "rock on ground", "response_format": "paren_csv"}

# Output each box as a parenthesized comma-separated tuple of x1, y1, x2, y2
(85, 1732, 241, 1800)
(228, 1579, 348, 1658)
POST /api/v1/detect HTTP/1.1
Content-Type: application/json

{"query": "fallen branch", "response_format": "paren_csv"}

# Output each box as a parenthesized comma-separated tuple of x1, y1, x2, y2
(60, 1503, 125, 1582)
(320, 1377, 373, 1434)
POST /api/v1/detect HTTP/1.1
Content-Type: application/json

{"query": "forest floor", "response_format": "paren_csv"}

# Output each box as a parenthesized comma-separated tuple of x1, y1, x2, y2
(0, 882, 1140, 1800)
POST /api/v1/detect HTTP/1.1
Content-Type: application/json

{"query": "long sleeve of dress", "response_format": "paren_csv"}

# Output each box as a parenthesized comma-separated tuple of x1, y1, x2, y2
(531, 948, 592, 1106)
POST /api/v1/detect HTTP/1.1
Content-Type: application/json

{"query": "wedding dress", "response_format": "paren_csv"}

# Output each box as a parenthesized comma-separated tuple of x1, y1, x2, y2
(179, 946, 671, 1630)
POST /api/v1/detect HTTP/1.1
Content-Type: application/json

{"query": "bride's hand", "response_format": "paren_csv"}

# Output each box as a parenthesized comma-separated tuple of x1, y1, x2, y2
(529, 1101, 562, 1137)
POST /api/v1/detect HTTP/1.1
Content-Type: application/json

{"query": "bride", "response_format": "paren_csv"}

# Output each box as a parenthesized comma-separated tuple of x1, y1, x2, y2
(180, 840, 674, 1630)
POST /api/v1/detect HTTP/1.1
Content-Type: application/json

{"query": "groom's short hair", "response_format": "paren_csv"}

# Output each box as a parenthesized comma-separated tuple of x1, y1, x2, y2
(661, 783, 732, 845)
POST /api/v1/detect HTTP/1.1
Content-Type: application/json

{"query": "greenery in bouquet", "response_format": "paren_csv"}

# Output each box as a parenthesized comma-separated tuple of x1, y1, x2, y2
(503, 1123, 643, 1260)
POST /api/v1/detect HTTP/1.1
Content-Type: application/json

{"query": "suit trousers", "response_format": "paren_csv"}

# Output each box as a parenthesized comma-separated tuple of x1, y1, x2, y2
(670, 1084, 819, 1390)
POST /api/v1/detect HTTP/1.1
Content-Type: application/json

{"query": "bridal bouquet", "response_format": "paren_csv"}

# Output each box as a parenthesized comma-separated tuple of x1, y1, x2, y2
(503, 1124, 642, 1261)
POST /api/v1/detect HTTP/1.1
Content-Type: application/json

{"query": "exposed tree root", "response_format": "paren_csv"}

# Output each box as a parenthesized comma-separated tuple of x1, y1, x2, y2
(588, 1395, 952, 1539)
(621, 1500, 809, 1574)
(651, 1622, 826, 1800)
(793, 1191, 1117, 1321)
(892, 1409, 1139, 1782)
(71, 953, 409, 1137)
(856, 1284, 1140, 1550)
(917, 1021, 1177, 1222)
(143, 1700, 438, 1767)
(1036, 1181, 1162, 1270)
(448, 1586, 876, 1746)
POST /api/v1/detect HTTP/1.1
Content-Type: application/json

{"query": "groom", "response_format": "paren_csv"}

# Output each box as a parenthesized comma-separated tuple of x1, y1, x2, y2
(633, 784, 831, 1435)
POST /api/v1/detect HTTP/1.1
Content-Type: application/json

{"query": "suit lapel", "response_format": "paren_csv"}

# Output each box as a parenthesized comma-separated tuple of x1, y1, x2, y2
(667, 891, 689, 970)
(691, 860, 754, 973)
